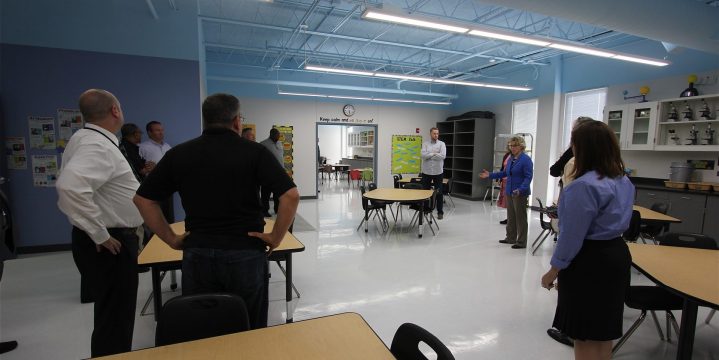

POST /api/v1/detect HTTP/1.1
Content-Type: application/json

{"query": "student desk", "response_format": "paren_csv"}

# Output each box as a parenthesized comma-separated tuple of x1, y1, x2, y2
(363, 188, 434, 237)
(632, 205, 681, 224)
(397, 177, 449, 185)
(627, 243, 719, 360)
(93, 312, 394, 360)
(138, 220, 305, 322)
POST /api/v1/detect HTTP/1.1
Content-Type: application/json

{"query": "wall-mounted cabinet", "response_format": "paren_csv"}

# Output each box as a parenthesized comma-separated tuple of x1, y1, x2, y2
(603, 102, 658, 150)
(654, 94, 719, 152)
(347, 130, 375, 147)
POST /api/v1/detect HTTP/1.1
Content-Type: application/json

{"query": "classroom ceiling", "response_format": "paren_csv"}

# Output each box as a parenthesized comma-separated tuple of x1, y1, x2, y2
(190, 0, 719, 95)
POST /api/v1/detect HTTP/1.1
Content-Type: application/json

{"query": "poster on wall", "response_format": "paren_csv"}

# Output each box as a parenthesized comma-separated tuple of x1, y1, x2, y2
(57, 109, 84, 149)
(5, 137, 27, 170)
(274, 125, 294, 178)
(31, 155, 58, 187)
(28, 116, 56, 150)
(391, 134, 422, 174)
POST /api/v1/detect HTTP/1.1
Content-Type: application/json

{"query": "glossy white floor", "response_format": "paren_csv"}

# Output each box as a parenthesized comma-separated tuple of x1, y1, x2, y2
(1, 178, 717, 359)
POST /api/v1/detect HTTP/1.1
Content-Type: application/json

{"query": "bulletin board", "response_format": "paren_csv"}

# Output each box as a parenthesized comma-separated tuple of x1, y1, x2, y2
(391, 135, 422, 174)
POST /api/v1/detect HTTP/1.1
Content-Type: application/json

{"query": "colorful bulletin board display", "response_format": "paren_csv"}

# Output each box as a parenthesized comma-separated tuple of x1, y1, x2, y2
(31, 154, 58, 187)
(392, 135, 422, 174)
(274, 125, 294, 178)
(57, 109, 84, 149)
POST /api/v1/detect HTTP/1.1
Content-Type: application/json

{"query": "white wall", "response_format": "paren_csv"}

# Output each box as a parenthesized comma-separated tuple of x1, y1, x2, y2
(317, 125, 342, 164)
(239, 97, 449, 197)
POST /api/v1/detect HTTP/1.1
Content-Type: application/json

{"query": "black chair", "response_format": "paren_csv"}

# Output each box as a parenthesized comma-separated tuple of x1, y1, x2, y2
(357, 185, 389, 232)
(622, 209, 642, 242)
(394, 182, 422, 222)
(391, 323, 454, 360)
(393, 175, 401, 189)
(368, 182, 395, 221)
(612, 232, 718, 355)
(530, 198, 557, 255)
(155, 293, 250, 346)
(442, 179, 455, 208)
(408, 190, 439, 236)
(639, 202, 669, 244)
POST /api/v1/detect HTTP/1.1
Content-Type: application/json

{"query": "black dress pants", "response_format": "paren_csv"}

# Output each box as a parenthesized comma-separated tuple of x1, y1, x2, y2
(72, 226, 139, 357)
(260, 186, 279, 215)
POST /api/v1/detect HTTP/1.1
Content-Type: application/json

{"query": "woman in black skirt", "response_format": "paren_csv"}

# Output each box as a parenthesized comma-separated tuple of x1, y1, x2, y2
(541, 121, 634, 360)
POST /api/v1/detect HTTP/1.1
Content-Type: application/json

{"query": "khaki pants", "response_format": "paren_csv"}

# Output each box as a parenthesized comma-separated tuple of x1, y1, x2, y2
(506, 195, 529, 246)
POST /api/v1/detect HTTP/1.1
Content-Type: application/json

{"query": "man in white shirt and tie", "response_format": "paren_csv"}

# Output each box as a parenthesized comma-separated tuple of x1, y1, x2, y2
(56, 89, 142, 357)
(139, 121, 174, 222)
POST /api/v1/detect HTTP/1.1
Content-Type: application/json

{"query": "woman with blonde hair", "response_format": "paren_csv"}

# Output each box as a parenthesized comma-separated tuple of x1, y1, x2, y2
(541, 121, 634, 360)
(480, 135, 533, 249)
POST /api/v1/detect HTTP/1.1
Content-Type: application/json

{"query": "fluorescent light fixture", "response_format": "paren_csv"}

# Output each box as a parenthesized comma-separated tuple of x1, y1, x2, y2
(363, 10, 469, 33)
(468, 29, 550, 47)
(278, 90, 451, 105)
(362, 8, 670, 67)
(305, 65, 532, 91)
(548, 43, 615, 57)
(611, 55, 669, 67)
(373, 72, 435, 82)
(305, 65, 374, 76)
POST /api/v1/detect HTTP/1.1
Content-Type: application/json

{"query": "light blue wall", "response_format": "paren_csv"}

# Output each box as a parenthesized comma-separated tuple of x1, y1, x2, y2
(1, 0, 199, 61)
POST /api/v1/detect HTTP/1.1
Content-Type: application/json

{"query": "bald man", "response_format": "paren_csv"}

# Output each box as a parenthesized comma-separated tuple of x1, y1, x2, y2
(57, 89, 142, 357)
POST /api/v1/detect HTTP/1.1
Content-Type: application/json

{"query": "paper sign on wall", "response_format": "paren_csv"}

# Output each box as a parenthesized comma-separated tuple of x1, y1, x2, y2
(274, 125, 294, 178)
(29, 116, 57, 150)
(32, 155, 58, 187)
(5, 137, 27, 170)
(57, 109, 84, 149)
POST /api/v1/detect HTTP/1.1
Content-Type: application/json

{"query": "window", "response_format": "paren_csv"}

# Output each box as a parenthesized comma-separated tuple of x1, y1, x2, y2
(562, 88, 607, 149)
(512, 99, 538, 159)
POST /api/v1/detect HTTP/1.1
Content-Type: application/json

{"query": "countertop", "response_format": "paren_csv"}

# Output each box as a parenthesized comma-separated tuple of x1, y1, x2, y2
(630, 177, 719, 196)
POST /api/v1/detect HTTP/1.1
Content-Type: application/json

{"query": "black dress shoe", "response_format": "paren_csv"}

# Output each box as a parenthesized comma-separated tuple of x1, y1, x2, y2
(499, 219, 508, 224)
(511, 244, 526, 249)
(547, 328, 574, 347)
(498, 239, 512, 244)
(0, 341, 18, 354)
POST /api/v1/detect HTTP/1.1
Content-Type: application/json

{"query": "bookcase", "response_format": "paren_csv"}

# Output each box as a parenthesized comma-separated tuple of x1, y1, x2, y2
(436, 116, 495, 200)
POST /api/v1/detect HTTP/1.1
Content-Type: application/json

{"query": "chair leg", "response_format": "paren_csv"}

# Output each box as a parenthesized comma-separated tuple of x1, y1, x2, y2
(706, 309, 716, 324)
(613, 310, 648, 355)
(649, 310, 665, 341)
(667, 311, 680, 342)
(530, 229, 548, 250)
(531, 231, 551, 256)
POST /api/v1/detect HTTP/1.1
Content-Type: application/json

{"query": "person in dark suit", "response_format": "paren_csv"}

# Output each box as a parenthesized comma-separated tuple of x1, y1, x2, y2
(0, 183, 18, 354)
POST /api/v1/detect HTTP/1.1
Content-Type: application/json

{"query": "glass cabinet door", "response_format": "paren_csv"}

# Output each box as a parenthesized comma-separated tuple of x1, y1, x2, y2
(626, 102, 657, 150)
(605, 108, 625, 144)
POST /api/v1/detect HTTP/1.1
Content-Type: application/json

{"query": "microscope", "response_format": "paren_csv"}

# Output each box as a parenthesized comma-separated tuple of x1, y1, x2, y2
(682, 102, 693, 121)
(702, 124, 715, 145)
(687, 125, 699, 145)
(699, 99, 712, 120)
(667, 102, 679, 121)
(667, 129, 681, 145)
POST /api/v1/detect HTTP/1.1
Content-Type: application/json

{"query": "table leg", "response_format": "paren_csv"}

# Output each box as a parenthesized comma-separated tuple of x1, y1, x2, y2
(285, 254, 294, 323)
(676, 299, 698, 360)
(151, 267, 162, 321)
(418, 200, 424, 238)
(364, 201, 369, 233)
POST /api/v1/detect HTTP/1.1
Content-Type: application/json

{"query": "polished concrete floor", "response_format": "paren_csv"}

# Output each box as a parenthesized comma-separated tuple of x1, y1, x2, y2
(1, 178, 717, 359)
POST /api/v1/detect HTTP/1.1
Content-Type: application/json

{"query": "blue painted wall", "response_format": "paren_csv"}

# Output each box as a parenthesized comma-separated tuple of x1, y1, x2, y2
(1, 44, 201, 248)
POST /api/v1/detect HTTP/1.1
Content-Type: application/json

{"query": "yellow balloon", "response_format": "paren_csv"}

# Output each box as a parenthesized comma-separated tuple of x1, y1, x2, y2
(688, 74, 698, 83)
(639, 86, 650, 95)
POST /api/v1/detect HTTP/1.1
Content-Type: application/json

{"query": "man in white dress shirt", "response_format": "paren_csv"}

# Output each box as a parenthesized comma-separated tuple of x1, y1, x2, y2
(421, 127, 446, 219)
(139, 121, 174, 222)
(56, 89, 142, 357)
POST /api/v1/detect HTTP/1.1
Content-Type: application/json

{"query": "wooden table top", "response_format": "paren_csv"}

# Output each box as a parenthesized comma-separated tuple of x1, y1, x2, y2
(139, 219, 304, 266)
(397, 177, 449, 184)
(632, 205, 681, 223)
(628, 243, 719, 307)
(94, 312, 395, 360)
(364, 188, 433, 202)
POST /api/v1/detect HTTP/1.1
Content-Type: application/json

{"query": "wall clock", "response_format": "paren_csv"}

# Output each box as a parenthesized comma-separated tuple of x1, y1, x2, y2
(343, 104, 355, 117)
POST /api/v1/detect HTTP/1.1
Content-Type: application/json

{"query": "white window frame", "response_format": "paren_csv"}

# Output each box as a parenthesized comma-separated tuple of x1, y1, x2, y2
(561, 87, 607, 150)
(511, 98, 538, 160)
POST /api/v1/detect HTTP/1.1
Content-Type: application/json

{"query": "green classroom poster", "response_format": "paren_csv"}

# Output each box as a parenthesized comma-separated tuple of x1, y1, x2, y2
(391, 135, 422, 174)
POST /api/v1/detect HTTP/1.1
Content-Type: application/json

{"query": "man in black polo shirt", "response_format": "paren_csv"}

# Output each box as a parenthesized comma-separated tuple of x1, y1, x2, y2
(133, 93, 299, 329)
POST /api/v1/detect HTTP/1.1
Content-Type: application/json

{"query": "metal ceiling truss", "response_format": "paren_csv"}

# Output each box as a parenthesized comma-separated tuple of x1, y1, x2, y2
(200, 0, 642, 96)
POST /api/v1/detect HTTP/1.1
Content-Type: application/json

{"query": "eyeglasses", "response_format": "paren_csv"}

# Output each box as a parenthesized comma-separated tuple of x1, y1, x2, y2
(508, 144, 521, 148)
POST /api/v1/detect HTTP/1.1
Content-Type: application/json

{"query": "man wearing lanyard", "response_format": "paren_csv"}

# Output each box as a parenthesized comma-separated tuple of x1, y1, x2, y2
(421, 127, 446, 219)
(56, 89, 142, 357)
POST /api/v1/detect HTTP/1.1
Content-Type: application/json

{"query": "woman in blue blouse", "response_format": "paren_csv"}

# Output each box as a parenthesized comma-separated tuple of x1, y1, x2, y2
(480, 135, 533, 249)
(541, 121, 634, 360)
